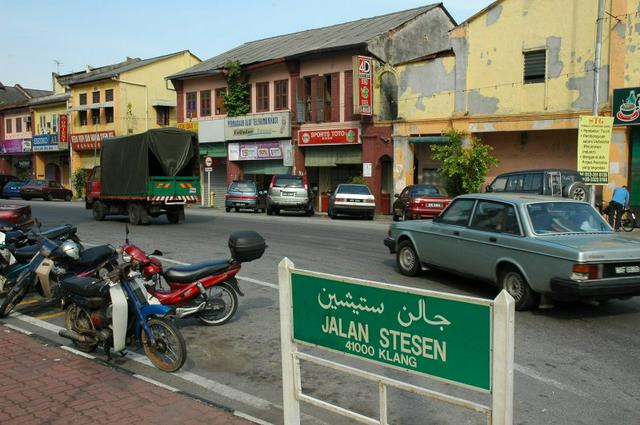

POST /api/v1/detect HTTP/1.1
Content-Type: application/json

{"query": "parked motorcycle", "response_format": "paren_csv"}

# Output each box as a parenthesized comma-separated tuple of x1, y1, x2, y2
(58, 262, 187, 372)
(121, 227, 266, 325)
(0, 236, 117, 318)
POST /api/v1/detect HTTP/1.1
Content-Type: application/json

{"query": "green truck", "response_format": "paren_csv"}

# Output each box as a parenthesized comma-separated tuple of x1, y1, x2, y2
(85, 128, 201, 224)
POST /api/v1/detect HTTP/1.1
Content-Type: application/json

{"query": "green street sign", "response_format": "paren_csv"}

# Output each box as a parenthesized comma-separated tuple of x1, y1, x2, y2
(613, 87, 640, 126)
(291, 271, 492, 391)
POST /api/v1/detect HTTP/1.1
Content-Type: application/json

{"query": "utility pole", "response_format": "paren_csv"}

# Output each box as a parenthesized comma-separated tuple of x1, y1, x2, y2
(590, 0, 605, 206)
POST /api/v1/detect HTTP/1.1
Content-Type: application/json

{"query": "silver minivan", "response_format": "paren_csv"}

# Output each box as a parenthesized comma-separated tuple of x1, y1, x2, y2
(266, 174, 314, 216)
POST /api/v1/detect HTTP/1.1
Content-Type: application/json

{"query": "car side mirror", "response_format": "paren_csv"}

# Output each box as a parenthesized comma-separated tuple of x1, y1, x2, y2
(151, 249, 163, 256)
(486, 185, 493, 193)
(394, 193, 400, 198)
(432, 215, 442, 223)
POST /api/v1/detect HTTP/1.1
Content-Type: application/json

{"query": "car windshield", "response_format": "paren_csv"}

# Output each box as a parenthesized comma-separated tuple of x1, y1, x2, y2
(410, 185, 446, 197)
(337, 184, 371, 195)
(26, 180, 45, 186)
(274, 177, 303, 188)
(527, 202, 611, 234)
(228, 181, 256, 193)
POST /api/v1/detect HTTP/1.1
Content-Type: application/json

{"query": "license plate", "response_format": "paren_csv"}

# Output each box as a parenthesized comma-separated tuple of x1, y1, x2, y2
(282, 192, 295, 196)
(427, 202, 442, 208)
(235, 202, 247, 206)
(348, 199, 363, 203)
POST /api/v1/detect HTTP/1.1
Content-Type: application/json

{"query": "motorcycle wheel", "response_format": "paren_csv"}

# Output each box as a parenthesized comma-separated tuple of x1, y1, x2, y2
(197, 282, 238, 326)
(0, 270, 33, 318)
(64, 303, 99, 353)
(142, 317, 186, 373)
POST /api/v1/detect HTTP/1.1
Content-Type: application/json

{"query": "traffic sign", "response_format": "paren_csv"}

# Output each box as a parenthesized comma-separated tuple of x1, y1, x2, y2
(204, 156, 213, 167)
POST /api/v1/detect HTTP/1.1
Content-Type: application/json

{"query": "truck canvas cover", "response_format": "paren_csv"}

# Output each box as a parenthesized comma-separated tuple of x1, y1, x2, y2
(100, 128, 198, 196)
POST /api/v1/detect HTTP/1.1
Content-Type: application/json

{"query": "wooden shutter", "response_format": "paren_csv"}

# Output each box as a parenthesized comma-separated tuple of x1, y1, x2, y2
(344, 70, 354, 121)
(524, 50, 546, 84)
(331, 72, 340, 122)
(295, 78, 304, 123)
(310, 75, 319, 123)
(316, 76, 325, 123)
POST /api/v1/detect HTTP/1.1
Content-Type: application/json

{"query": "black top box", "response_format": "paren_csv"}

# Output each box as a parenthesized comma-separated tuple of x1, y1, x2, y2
(228, 231, 266, 263)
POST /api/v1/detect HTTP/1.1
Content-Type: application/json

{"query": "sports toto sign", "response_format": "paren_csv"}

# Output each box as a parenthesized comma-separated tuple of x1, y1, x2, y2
(298, 128, 360, 146)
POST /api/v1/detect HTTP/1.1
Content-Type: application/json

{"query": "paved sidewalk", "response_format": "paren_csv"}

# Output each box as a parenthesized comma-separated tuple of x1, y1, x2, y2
(0, 326, 254, 425)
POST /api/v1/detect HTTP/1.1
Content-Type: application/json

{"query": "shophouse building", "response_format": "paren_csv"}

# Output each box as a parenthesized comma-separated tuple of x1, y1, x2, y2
(0, 83, 52, 178)
(56, 51, 200, 176)
(28, 93, 71, 184)
(391, 0, 640, 203)
(169, 5, 454, 213)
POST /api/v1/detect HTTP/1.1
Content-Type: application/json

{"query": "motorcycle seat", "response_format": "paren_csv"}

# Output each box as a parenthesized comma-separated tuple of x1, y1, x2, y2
(61, 275, 108, 297)
(3, 230, 24, 246)
(13, 245, 38, 263)
(75, 245, 115, 268)
(30, 224, 77, 242)
(164, 259, 231, 283)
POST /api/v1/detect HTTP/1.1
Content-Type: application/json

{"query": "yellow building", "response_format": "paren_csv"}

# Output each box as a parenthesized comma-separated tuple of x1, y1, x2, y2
(390, 0, 640, 203)
(56, 50, 201, 174)
(28, 93, 71, 184)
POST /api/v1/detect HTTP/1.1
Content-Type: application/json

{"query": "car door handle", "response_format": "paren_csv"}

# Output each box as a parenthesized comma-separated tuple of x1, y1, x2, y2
(489, 237, 497, 243)
(453, 231, 460, 236)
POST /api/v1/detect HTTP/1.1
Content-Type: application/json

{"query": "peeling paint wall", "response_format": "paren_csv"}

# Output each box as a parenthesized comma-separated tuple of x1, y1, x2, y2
(464, 0, 605, 115)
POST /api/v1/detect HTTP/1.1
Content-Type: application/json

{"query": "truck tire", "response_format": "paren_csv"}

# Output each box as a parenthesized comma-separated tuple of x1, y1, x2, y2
(128, 203, 141, 225)
(92, 201, 106, 221)
(166, 205, 184, 224)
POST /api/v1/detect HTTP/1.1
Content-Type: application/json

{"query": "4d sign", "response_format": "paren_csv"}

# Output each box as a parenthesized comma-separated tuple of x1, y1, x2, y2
(353, 55, 373, 116)
(290, 269, 492, 390)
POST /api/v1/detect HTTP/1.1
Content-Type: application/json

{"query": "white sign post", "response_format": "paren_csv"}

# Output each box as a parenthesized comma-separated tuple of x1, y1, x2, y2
(204, 156, 213, 207)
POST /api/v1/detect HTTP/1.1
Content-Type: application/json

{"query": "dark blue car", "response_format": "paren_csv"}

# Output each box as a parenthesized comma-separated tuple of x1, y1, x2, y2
(225, 180, 266, 213)
(2, 180, 26, 199)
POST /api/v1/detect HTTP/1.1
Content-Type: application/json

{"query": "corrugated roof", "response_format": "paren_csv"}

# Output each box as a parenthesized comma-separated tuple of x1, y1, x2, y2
(28, 92, 70, 107)
(0, 86, 29, 105)
(64, 50, 191, 86)
(0, 84, 53, 110)
(169, 4, 439, 80)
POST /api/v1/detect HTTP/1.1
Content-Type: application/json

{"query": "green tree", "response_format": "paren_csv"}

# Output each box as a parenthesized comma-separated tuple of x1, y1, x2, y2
(222, 60, 250, 117)
(430, 130, 498, 197)
(71, 168, 90, 199)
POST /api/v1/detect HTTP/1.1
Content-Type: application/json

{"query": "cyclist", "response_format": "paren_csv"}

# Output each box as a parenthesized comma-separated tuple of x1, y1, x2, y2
(609, 185, 630, 231)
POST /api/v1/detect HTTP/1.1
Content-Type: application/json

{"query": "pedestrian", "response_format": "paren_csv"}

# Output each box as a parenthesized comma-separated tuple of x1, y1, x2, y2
(609, 185, 630, 231)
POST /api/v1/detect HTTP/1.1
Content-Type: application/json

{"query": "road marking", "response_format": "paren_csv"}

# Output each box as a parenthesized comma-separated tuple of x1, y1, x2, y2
(11, 312, 276, 411)
(236, 275, 278, 289)
(514, 364, 589, 398)
(3, 323, 32, 335)
(133, 374, 179, 392)
(35, 311, 65, 320)
(60, 346, 96, 359)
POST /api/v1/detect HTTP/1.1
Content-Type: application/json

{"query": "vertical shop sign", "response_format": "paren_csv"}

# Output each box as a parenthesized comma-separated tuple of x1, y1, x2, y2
(353, 56, 373, 116)
(59, 114, 68, 144)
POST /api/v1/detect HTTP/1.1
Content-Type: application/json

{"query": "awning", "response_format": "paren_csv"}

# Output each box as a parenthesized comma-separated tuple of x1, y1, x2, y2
(68, 101, 114, 112)
(409, 136, 449, 144)
(304, 145, 362, 167)
(152, 100, 177, 107)
(243, 160, 290, 175)
(200, 143, 227, 158)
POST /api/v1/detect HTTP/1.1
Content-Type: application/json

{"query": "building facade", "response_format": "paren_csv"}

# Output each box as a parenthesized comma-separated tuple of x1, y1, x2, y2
(170, 5, 454, 214)
(392, 0, 640, 204)
(57, 51, 201, 175)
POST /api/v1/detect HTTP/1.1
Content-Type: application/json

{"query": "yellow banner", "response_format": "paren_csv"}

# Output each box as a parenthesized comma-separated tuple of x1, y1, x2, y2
(577, 116, 613, 185)
(177, 121, 199, 132)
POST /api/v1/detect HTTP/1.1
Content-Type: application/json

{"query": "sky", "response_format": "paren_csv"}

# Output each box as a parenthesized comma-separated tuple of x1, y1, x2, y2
(1, 0, 494, 90)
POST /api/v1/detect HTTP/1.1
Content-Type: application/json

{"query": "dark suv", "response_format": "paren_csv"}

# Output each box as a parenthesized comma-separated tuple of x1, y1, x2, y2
(267, 174, 314, 216)
(486, 169, 588, 201)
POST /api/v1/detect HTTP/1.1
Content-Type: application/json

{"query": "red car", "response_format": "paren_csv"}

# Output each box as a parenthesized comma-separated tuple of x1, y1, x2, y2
(20, 180, 73, 201)
(0, 204, 33, 229)
(392, 184, 452, 221)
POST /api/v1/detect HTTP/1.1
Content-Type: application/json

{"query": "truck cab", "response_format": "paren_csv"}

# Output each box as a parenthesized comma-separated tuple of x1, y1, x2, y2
(85, 166, 101, 209)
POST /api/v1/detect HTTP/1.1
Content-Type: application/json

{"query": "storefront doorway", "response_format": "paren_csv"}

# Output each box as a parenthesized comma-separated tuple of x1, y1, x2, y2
(45, 163, 61, 182)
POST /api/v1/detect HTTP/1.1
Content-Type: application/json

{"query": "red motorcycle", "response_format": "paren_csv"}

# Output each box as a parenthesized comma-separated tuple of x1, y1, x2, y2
(120, 228, 266, 325)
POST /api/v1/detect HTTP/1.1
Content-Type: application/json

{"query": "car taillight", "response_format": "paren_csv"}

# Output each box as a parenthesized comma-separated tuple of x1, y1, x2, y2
(303, 176, 308, 191)
(270, 176, 276, 189)
(571, 264, 602, 281)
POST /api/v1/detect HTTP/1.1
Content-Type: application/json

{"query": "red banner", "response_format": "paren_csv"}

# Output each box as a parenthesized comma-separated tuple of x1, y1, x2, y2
(59, 115, 68, 144)
(354, 55, 373, 116)
(71, 131, 115, 151)
(298, 128, 360, 146)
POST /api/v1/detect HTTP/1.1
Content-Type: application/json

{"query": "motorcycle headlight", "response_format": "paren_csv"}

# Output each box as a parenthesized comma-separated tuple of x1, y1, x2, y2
(122, 254, 133, 263)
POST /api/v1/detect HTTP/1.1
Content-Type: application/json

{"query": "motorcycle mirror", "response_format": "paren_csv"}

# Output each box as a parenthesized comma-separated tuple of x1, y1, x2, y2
(34, 218, 42, 229)
(125, 224, 130, 244)
(150, 249, 163, 256)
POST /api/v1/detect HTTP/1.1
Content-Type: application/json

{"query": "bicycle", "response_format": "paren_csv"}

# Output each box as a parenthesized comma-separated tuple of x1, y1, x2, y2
(597, 202, 635, 232)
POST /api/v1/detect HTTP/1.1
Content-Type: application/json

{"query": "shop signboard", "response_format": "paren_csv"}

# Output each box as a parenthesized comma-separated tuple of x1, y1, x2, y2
(577, 116, 614, 185)
(0, 139, 25, 154)
(177, 121, 199, 133)
(224, 111, 290, 141)
(228, 141, 284, 161)
(353, 55, 373, 116)
(70, 131, 115, 151)
(59, 114, 68, 143)
(32, 134, 67, 152)
(298, 128, 360, 146)
(613, 87, 640, 126)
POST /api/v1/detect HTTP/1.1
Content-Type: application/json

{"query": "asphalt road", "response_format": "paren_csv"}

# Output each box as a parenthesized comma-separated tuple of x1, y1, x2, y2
(2, 199, 640, 425)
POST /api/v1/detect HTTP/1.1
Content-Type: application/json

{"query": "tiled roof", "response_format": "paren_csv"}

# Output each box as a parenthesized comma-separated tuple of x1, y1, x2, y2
(168, 4, 439, 80)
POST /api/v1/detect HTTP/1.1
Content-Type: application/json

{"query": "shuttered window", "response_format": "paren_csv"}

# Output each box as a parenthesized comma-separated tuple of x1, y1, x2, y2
(523, 50, 546, 84)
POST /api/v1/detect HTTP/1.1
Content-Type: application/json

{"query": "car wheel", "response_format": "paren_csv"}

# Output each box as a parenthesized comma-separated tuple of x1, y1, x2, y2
(306, 206, 314, 217)
(235, 207, 240, 212)
(64, 193, 72, 202)
(498, 266, 539, 311)
(225, 207, 231, 212)
(274, 208, 280, 215)
(563, 182, 587, 202)
(21, 196, 30, 201)
(396, 240, 421, 276)
(267, 206, 273, 216)
(367, 214, 374, 221)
